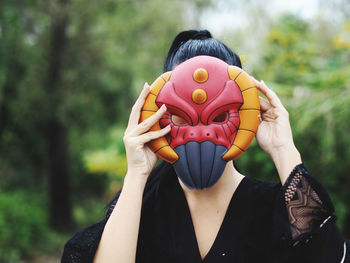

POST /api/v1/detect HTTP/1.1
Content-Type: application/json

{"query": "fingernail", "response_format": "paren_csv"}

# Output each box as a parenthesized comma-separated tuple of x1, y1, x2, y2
(160, 104, 166, 110)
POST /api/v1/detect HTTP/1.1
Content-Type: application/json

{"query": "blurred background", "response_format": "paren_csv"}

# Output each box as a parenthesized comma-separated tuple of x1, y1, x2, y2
(0, 0, 349, 261)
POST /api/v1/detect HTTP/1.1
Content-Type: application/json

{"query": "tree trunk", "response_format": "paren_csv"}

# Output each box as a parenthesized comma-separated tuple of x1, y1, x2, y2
(45, 0, 72, 230)
(48, 120, 72, 229)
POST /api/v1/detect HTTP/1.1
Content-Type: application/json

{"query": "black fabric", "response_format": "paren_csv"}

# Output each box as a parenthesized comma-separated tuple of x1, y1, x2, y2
(62, 162, 349, 263)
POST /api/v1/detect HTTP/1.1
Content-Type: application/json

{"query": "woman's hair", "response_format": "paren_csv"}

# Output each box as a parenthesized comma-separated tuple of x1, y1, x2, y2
(163, 29, 241, 72)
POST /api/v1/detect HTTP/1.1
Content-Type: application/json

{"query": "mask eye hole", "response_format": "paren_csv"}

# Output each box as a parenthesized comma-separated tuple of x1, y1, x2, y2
(171, 115, 187, 126)
(213, 112, 228, 123)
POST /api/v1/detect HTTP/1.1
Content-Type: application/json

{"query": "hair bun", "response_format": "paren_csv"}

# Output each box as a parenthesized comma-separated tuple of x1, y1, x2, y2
(174, 29, 212, 44)
(165, 30, 212, 67)
(164, 29, 241, 72)
(191, 30, 212, 40)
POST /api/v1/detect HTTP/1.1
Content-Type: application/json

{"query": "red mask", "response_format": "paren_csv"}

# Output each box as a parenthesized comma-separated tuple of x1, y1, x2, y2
(141, 56, 260, 189)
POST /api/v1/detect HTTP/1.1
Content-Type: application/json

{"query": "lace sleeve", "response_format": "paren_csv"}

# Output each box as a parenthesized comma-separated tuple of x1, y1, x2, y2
(270, 164, 350, 262)
(282, 164, 334, 244)
(272, 164, 350, 263)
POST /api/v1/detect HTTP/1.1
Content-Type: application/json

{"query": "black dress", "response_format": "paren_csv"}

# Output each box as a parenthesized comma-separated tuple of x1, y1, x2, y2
(62, 162, 349, 263)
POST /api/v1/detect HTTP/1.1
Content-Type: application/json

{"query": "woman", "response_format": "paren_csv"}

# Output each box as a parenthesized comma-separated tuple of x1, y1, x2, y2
(62, 30, 349, 263)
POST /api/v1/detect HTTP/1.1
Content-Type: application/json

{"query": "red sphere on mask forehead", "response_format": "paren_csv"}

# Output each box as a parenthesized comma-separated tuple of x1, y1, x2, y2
(167, 56, 231, 112)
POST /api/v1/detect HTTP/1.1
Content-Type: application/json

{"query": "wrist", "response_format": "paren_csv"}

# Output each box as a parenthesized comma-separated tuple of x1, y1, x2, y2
(123, 171, 148, 190)
(269, 144, 302, 185)
(118, 175, 147, 202)
(269, 144, 301, 163)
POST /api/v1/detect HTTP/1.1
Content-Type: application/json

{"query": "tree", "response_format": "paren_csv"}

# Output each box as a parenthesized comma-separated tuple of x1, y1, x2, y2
(44, 0, 72, 229)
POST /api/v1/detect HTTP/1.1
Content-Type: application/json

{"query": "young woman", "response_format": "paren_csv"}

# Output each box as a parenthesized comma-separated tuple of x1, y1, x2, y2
(62, 30, 349, 263)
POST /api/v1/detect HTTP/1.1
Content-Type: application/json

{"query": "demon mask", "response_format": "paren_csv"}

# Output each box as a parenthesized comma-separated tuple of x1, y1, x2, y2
(140, 56, 260, 189)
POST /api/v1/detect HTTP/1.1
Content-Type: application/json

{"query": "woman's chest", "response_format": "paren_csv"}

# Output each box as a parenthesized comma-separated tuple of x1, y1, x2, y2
(138, 198, 268, 262)
(136, 174, 279, 262)
(138, 213, 270, 263)
(189, 203, 230, 259)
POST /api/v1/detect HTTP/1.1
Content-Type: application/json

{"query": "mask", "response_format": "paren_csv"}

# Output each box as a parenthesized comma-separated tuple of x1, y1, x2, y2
(140, 56, 260, 189)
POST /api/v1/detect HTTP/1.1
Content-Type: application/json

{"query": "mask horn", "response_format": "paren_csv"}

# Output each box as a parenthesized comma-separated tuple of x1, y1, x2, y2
(139, 71, 179, 164)
(222, 66, 260, 161)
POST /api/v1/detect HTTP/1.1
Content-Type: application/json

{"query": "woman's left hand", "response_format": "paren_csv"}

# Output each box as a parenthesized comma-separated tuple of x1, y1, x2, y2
(253, 79, 293, 156)
(253, 78, 302, 184)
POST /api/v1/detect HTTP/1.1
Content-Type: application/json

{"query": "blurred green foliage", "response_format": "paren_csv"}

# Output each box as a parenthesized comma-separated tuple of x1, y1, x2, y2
(0, 191, 47, 261)
(0, 0, 349, 261)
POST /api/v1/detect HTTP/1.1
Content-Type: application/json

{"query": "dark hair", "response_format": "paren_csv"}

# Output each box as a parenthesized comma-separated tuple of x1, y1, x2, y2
(164, 29, 242, 72)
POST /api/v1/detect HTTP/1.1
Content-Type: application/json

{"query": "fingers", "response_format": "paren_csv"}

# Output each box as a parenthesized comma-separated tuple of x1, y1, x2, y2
(259, 95, 287, 120)
(124, 82, 170, 152)
(127, 83, 150, 130)
(136, 125, 171, 144)
(259, 96, 270, 112)
(252, 77, 283, 108)
(129, 104, 167, 136)
(261, 111, 277, 121)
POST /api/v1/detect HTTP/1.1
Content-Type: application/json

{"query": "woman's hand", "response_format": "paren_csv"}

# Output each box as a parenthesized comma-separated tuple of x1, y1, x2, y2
(123, 83, 171, 180)
(253, 79, 293, 156)
(253, 78, 301, 184)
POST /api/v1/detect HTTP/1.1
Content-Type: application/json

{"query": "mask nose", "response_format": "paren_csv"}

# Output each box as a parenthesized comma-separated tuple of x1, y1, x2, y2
(185, 126, 214, 140)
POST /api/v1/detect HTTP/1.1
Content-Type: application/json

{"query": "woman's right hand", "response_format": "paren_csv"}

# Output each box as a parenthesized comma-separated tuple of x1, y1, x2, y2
(123, 82, 171, 180)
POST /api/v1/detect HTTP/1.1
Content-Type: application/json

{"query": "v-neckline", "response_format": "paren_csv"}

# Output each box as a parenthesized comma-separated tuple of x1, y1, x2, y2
(178, 176, 249, 262)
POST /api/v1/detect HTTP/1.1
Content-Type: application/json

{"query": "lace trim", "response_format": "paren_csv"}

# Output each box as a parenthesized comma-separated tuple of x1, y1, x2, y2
(284, 164, 329, 241)
(285, 171, 303, 204)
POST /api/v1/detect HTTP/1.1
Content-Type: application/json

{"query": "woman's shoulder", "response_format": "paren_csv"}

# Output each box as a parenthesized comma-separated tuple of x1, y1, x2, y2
(242, 176, 281, 200)
(235, 176, 284, 221)
(142, 161, 175, 205)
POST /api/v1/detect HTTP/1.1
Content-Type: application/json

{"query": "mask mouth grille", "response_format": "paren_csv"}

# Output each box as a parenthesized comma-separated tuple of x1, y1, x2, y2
(173, 141, 227, 189)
